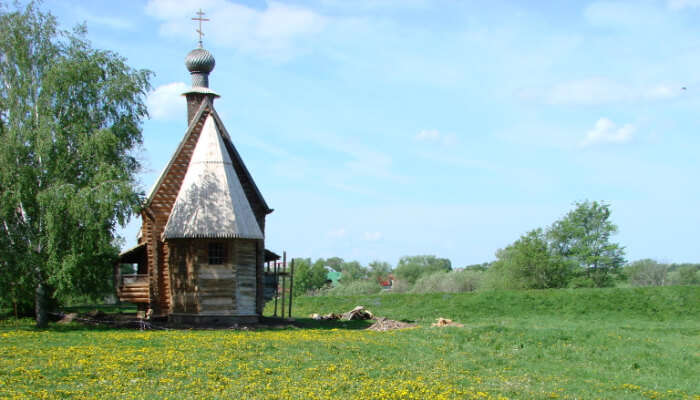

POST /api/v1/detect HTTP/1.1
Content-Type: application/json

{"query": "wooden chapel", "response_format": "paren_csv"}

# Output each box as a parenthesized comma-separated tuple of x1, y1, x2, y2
(115, 41, 277, 325)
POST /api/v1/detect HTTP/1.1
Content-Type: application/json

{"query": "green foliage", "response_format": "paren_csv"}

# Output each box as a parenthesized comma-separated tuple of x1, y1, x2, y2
(0, 2, 151, 324)
(338, 260, 367, 284)
(548, 200, 625, 286)
(670, 264, 700, 285)
(625, 259, 670, 287)
(394, 255, 451, 284)
(486, 229, 575, 290)
(291, 258, 329, 296)
(567, 276, 597, 288)
(368, 260, 392, 282)
(323, 257, 345, 273)
(623, 260, 700, 287)
(325, 279, 382, 296)
(410, 269, 483, 293)
(485, 201, 625, 290)
(463, 262, 491, 271)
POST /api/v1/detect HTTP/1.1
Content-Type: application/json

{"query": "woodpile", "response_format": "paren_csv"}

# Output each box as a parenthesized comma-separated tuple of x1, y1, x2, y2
(341, 306, 373, 321)
(310, 306, 374, 321)
(367, 317, 416, 331)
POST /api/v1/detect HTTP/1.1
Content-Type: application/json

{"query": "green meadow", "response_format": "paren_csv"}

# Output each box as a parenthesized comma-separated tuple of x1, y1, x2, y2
(1, 287, 698, 399)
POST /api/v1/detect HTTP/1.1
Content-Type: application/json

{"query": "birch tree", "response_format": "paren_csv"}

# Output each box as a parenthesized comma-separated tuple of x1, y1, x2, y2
(0, 2, 151, 326)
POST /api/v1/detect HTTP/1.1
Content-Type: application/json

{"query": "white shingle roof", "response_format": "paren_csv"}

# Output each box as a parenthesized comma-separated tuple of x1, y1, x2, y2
(162, 115, 263, 240)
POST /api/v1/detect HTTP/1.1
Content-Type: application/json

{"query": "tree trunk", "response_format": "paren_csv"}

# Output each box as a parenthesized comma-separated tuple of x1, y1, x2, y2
(35, 282, 48, 328)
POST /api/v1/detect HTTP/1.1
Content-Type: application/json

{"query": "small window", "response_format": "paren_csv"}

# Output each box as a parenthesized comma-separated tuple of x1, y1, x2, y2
(208, 242, 226, 265)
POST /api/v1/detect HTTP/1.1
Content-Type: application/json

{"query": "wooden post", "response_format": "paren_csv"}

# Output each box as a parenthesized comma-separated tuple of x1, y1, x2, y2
(273, 260, 279, 317)
(288, 258, 294, 318)
(281, 256, 286, 319)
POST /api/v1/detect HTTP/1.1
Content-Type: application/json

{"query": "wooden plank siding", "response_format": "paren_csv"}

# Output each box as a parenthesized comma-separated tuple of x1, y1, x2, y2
(167, 239, 259, 316)
(234, 240, 257, 316)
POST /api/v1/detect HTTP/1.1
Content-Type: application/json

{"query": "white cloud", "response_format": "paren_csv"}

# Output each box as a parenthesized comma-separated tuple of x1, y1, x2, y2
(363, 231, 382, 241)
(147, 82, 187, 120)
(145, 0, 327, 59)
(414, 129, 457, 145)
(328, 228, 346, 238)
(580, 118, 635, 147)
(520, 77, 682, 105)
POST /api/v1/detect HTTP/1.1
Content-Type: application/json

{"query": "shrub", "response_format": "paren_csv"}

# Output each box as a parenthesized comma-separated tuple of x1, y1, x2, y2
(484, 229, 576, 290)
(411, 270, 483, 294)
(390, 279, 413, 293)
(669, 264, 700, 285)
(326, 280, 382, 296)
(292, 258, 329, 297)
(394, 255, 451, 284)
(625, 259, 669, 287)
(568, 276, 596, 288)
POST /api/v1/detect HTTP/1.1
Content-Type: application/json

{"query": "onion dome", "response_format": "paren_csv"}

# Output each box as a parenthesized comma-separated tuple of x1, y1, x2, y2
(185, 48, 215, 73)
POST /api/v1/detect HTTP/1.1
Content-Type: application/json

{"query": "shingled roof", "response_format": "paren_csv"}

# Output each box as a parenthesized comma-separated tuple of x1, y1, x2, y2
(144, 99, 271, 216)
(162, 114, 263, 240)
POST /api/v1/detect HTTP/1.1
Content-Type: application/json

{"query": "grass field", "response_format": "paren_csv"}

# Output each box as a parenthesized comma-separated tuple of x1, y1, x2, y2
(0, 287, 698, 399)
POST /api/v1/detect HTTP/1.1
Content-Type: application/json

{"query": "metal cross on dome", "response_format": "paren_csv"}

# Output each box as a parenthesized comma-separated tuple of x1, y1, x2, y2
(192, 9, 210, 48)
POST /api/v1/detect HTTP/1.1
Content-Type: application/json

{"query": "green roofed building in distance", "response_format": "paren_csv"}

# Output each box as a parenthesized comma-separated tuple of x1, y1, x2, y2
(325, 268, 342, 287)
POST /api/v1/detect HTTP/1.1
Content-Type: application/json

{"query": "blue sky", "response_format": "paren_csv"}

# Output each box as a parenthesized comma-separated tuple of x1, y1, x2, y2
(44, 0, 700, 268)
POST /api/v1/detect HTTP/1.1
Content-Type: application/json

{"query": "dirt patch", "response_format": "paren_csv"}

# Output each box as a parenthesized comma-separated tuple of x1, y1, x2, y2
(57, 313, 79, 324)
(367, 317, 417, 331)
(431, 317, 464, 328)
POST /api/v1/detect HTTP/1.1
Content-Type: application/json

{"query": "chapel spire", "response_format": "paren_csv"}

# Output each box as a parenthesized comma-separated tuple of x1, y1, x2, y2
(183, 9, 219, 125)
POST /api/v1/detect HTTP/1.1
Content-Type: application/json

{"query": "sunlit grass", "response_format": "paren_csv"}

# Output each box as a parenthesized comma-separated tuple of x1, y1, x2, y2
(0, 287, 698, 399)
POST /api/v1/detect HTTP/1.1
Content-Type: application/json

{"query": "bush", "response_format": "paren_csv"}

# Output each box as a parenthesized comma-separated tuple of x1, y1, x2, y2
(292, 258, 329, 297)
(326, 280, 382, 296)
(669, 264, 700, 285)
(390, 279, 413, 293)
(394, 255, 451, 284)
(411, 270, 483, 294)
(625, 259, 669, 287)
(484, 229, 575, 290)
(568, 276, 596, 288)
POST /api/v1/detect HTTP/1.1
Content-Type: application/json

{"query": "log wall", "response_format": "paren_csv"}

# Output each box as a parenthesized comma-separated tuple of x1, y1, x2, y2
(167, 239, 258, 317)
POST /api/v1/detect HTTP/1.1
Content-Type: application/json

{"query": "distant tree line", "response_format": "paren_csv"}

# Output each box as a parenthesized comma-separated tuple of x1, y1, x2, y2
(290, 201, 700, 297)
